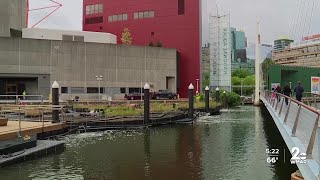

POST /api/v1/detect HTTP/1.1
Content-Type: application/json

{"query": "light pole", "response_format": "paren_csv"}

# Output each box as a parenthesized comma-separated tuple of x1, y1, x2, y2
(196, 79, 199, 94)
(96, 75, 103, 100)
(241, 79, 243, 96)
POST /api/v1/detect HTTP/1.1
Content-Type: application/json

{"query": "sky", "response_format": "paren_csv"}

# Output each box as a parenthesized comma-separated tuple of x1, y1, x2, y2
(29, 0, 320, 45)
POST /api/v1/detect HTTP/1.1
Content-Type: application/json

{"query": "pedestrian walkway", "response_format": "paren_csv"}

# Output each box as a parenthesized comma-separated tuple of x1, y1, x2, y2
(261, 91, 319, 180)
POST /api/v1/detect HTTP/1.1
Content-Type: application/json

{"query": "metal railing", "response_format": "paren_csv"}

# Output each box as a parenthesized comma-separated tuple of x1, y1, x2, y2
(0, 105, 66, 135)
(264, 91, 320, 161)
(0, 95, 44, 104)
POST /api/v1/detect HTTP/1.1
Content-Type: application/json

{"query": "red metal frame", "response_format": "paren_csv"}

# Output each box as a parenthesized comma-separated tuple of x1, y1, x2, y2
(26, 0, 62, 28)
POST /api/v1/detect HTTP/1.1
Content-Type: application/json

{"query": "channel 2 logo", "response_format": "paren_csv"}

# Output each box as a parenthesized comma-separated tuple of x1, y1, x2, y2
(290, 147, 307, 164)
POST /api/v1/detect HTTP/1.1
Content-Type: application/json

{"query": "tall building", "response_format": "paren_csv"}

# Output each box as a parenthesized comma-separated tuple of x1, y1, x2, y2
(83, 0, 201, 97)
(273, 36, 320, 67)
(274, 38, 294, 51)
(230, 27, 247, 63)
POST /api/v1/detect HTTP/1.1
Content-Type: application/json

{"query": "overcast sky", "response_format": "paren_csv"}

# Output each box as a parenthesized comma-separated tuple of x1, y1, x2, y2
(29, 0, 319, 45)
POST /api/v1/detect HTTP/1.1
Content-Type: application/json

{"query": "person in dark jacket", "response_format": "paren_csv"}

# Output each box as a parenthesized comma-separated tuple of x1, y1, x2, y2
(282, 83, 292, 105)
(294, 81, 304, 102)
(275, 84, 282, 102)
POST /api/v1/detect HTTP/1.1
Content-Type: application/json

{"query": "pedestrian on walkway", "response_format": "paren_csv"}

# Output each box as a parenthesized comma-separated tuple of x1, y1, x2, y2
(22, 90, 27, 100)
(294, 81, 304, 102)
(283, 83, 291, 105)
(275, 84, 282, 102)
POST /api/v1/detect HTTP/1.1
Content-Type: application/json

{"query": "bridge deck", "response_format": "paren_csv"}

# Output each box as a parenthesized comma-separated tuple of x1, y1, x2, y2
(261, 91, 320, 180)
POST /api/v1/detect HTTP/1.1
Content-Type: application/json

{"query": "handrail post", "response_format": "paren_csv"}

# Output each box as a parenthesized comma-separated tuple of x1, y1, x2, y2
(292, 105, 302, 136)
(306, 115, 319, 158)
(18, 106, 21, 135)
(275, 96, 280, 111)
(278, 97, 285, 116)
(284, 100, 291, 123)
(314, 95, 317, 109)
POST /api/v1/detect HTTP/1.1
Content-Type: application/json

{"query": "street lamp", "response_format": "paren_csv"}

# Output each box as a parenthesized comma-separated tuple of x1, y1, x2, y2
(96, 75, 103, 100)
(196, 79, 199, 94)
(241, 79, 243, 96)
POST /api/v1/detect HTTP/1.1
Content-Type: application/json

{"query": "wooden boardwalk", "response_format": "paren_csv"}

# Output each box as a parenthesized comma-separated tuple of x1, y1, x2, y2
(0, 120, 65, 141)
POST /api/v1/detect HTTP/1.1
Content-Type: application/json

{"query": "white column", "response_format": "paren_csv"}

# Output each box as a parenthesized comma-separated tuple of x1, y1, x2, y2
(254, 21, 261, 105)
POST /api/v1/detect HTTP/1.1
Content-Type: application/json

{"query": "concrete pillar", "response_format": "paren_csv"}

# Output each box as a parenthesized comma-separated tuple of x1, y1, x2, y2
(144, 83, 150, 124)
(205, 86, 210, 113)
(188, 83, 194, 119)
(52, 81, 59, 123)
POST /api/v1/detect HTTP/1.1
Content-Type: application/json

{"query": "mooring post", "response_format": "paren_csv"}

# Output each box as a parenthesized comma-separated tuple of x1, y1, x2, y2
(52, 81, 59, 123)
(144, 83, 150, 124)
(188, 83, 194, 119)
(223, 91, 227, 108)
(215, 87, 220, 102)
(205, 86, 210, 113)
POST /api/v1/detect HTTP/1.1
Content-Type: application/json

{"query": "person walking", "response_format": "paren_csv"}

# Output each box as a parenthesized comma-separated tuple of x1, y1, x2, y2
(283, 83, 291, 105)
(22, 90, 27, 100)
(275, 84, 282, 102)
(294, 81, 304, 102)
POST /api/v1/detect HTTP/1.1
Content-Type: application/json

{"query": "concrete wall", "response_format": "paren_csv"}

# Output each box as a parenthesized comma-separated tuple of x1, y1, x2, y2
(22, 28, 117, 44)
(0, 37, 177, 100)
(0, 0, 26, 37)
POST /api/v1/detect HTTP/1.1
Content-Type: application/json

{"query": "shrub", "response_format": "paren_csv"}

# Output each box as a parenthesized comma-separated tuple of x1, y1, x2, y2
(219, 91, 241, 107)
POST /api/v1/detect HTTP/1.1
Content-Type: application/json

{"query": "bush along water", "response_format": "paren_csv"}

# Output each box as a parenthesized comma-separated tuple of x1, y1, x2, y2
(217, 90, 241, 107)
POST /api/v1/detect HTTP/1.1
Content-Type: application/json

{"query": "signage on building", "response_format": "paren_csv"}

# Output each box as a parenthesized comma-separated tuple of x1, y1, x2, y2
(209, 14, 231, 90)
(303, 34, 320, 41)
(311, 77, 320, 93)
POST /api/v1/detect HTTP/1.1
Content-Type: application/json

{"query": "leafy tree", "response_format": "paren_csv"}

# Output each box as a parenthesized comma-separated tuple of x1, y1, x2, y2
(232, 76, 241, 85)
(202, 72, 210, 89)
(243, 75, 255, 85)
(262, 58, 275, 81)
(121, 27, 133, 45)
(232, 68, 251, 78)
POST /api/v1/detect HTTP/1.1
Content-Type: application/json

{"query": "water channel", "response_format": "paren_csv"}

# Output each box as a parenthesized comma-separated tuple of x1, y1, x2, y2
(0, 106, 297, 179)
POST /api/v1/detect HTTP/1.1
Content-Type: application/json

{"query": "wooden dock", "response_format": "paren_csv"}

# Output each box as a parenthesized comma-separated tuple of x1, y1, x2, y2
(0, 120, 65, 141)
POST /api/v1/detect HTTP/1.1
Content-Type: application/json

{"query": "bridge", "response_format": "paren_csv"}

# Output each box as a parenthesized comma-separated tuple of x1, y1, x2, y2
(261, 91, 320, 179)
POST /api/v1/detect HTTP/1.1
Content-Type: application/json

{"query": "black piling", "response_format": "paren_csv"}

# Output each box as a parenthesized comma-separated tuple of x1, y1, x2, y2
(144, 83, 150, 124)
(188, 83, 194, 119)
(205, 86, 210, 113)
(52, 81, 59, 123)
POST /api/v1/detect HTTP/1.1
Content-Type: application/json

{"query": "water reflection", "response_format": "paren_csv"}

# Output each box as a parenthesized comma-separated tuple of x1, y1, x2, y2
(0, 106, 294, 179)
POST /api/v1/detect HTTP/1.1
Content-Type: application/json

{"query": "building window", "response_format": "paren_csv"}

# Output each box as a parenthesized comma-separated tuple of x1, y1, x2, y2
(108, 14, 128, 22)
(118, 14, 123, 21)
(85, 4, 103, 15)
(85, 16, 103, 24)
(61, 87, 68, 94)
(139, 12, 144, 19)
(87, 87, 98, 93)
(123, 14, 128, 20)
(178, 0, 185, 15)
(129, 88, 141, 93)
(149, 11, 155, 18)
(62, 35, 73, 41)
(71, 87, 84, 94)
(134, 11, 155, 20)
(134, 12, 138, 19)
(120, 88, 126, 93)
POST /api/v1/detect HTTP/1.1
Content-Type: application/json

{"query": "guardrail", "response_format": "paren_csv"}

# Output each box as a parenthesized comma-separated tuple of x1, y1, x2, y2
(0, 105, 66, 135)
(264, 90, 319, 161)
(0, 95, 44, 104)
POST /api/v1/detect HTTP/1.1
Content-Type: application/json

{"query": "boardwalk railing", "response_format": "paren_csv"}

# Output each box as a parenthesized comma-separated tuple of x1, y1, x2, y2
(264, 91, 319, 158)
(262, 90, 320, 179)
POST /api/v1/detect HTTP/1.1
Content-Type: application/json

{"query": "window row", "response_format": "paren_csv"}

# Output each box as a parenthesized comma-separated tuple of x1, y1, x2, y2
(133, 11, 155, 19)
(85, 16, 103, 24)
(108, 14, 128, 22)
(61, 87, 141, 94)
(85, 4, 103, 15)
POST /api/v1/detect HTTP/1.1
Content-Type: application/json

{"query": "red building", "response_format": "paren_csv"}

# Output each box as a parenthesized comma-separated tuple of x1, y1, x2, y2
(83, 0, 201, 97)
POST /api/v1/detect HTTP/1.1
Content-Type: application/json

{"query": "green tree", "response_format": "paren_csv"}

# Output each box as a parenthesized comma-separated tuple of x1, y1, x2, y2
(202, 72, 210, 89)
(232, 68, 251, 78)
(262, 58, 275, 81)
(121, 27, 133, 45)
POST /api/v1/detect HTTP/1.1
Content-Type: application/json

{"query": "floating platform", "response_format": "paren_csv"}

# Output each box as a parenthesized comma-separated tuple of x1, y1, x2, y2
(0, 120, 66, 141)
(0, 140, 65, 167)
